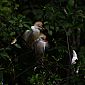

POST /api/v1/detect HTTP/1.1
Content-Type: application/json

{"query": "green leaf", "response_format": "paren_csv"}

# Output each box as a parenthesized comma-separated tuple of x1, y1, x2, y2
(67, 0, 74, 13)
(68, 0, 74, 7)
(10, 32, 15, 36)
(14, 44, 21, 49)
(19, 23, 23, 27)
(24, 24, 30, 28)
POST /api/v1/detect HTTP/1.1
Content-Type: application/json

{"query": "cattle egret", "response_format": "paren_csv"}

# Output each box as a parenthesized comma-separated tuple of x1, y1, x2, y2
(11, 38, 17, 44)
(71, 50, 78, 64)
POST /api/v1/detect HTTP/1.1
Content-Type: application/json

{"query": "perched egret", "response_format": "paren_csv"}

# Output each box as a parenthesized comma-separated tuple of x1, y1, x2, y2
(71, 50, 78, 64)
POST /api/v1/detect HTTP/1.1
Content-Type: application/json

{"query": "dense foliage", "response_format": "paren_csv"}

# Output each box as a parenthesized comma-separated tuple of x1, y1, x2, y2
(0, 0, 85, 85)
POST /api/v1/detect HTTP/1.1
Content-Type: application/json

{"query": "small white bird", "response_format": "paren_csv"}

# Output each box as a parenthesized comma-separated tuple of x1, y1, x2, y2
(71, 50, 78, 64)
(11, 38, 17, 44)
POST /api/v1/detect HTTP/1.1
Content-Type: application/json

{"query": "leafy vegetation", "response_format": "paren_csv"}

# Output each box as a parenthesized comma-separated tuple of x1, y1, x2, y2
(0, 0, 85, 85)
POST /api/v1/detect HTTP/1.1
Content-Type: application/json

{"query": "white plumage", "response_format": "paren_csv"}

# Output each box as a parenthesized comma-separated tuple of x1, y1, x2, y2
(39, 39, 47, 51)
(71, 50, 78, 64)
(11, 38, 17, 44)
(23, 30, 30, 41)
(31, 26, 40, 33)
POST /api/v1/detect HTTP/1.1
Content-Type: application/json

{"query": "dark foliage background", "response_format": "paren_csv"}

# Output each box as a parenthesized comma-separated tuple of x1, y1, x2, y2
(0, 0, 85, 85)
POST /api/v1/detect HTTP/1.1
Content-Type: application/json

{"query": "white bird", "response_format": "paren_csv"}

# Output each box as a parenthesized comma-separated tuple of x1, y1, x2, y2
(71, 50, 78, 64)
(11, 38, 17, 44)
